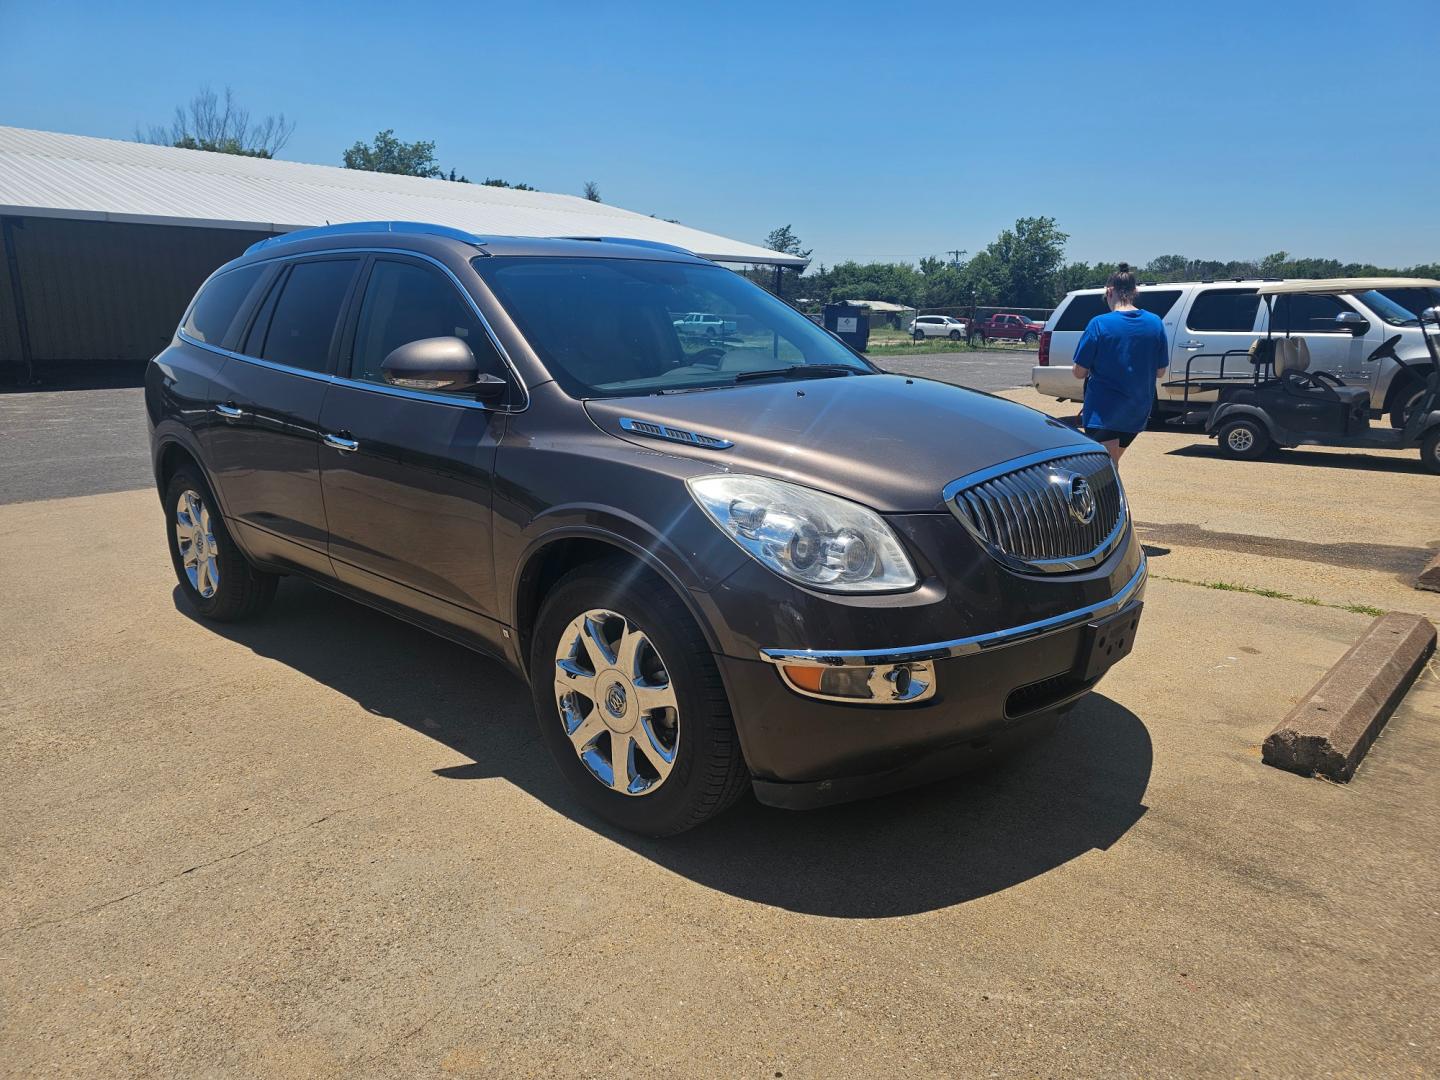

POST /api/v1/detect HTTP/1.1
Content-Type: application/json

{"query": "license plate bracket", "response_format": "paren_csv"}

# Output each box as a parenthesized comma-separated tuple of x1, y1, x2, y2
(1076, 602, 1143, 683)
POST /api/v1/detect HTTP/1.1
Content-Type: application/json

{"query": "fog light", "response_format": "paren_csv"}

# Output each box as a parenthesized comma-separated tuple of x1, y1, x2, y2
(778, 661, 935, 703)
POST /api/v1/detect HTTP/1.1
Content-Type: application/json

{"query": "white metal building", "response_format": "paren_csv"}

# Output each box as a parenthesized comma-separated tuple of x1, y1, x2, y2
(0, 126, 805, 381)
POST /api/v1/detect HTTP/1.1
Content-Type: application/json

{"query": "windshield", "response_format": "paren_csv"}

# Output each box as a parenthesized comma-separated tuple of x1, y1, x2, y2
(473, 256, 873, 396)
(1365, 287, 1440, 326)
(1360, 289, 1423, 326)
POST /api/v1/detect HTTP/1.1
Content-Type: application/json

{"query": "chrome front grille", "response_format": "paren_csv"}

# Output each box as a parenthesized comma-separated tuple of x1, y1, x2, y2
(944, 449, 1126, 573)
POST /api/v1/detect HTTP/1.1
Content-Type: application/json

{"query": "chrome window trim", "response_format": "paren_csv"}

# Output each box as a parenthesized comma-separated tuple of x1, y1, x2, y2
(759, 557, 1146, 668)
(941, 445, 1128, 575)
(176, 246, 530, 413)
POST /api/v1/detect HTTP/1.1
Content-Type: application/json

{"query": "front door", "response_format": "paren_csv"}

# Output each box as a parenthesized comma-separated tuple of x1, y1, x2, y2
(1165, 287, 1263, 405)
(318, 255, 512, 645)
(204, 255, 362, 576)
(1262, 292, 1374, 394)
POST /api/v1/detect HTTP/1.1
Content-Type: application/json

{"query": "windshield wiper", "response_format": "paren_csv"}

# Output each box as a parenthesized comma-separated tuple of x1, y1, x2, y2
(732, 364, 861, 384)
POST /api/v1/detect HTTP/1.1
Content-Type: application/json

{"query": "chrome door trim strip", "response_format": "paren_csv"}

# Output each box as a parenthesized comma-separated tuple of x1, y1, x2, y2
(759, 557, 1147, 668)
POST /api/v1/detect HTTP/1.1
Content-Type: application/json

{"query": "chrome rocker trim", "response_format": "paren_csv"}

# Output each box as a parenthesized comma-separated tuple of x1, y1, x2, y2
(759, 557, 1147, 669)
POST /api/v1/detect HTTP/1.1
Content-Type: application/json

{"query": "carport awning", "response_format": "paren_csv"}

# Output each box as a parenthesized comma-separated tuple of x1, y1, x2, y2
(0, 125, 809, 268)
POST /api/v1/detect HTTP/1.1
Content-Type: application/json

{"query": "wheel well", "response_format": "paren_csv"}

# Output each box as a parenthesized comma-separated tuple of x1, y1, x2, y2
(155, 441, 201, 494)
(514, 537, 647, 668)
(1383, 363, 1434, 409)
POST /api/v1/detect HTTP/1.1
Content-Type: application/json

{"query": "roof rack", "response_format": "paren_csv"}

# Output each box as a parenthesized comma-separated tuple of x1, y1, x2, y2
(560, 236, 697, 257)
(246, 221, 487, 254)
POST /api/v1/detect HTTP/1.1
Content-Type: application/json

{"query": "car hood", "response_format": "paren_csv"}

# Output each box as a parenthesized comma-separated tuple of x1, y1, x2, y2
(583, 373, 1091, 513)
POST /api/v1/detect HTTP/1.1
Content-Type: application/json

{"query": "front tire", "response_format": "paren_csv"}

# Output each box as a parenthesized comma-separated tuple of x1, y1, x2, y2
(1421, 428, 1440, 475)
(1216, 418, 1270, 461)
(163, 465, 277, 621)
(1390, 378, 1426, 429)
(1023, 331, 1038, 344)
(530, 558, 749, 836)
(948, 329, 962, 341)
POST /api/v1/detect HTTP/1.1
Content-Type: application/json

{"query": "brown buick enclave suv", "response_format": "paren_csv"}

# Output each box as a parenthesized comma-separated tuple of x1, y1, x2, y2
(147, 222, 1146, 835)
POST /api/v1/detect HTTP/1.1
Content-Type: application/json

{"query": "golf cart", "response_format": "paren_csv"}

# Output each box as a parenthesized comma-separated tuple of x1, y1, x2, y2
(1170, 279, 1440, 474)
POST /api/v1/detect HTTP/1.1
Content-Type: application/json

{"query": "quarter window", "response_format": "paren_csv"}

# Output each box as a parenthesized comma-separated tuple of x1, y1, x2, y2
(1185, 289, 1260, 333)
(348, 259, 504, 388)
(182, 265, 264, 346)
(251, 259, 360, 372)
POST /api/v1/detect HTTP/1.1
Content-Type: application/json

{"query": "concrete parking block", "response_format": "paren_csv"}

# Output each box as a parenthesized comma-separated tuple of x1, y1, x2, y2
(1263, 612, 1437, 781)
(1417, 550, 1440, 593)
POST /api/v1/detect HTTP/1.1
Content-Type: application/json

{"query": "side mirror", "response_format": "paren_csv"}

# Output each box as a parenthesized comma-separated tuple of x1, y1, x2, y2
(1334, 311, 1369, 336)
(381, 336, 507, 402)
(1422, 306, 1440, 325)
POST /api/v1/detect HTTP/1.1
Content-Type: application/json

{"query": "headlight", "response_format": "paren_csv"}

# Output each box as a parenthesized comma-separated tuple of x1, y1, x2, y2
(687, 475, 918, 592)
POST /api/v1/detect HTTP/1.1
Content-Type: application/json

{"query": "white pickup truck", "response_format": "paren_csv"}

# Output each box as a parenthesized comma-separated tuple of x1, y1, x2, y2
(673, 312, 738, 337)
(1031, 279, 1440, 426)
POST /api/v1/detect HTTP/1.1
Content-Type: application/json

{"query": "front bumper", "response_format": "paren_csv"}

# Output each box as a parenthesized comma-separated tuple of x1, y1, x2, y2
(720, 559, 1147, 806)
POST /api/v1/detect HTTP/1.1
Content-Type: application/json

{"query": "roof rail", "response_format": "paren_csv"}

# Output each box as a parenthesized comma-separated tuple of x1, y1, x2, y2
(246, 221, 487, 254)
(560, 235, 697, 257)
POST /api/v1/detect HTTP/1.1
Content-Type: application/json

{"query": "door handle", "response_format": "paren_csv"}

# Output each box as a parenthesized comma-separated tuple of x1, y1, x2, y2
(322, 432, 359, 452)
(214, 402, 244, 421)
(1179, 341, 1204, 350)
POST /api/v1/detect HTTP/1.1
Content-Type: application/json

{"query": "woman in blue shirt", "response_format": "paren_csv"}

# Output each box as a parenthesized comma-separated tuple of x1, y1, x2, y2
(1071, 264, 1169, 463)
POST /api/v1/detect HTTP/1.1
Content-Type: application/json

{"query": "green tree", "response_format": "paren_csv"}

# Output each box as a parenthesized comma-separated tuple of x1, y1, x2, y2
(342, 130, 480, 183)
(481, 177, 536, 190)
(139, 86, 294, 158)
(747, 225, 813, 301)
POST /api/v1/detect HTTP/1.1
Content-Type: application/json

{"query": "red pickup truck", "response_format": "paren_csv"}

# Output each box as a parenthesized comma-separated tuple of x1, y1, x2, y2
(970, 313, 1044, 345)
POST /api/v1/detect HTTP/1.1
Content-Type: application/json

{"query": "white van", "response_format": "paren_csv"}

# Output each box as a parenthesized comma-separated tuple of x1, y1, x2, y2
(1032, 279, 1440, 426)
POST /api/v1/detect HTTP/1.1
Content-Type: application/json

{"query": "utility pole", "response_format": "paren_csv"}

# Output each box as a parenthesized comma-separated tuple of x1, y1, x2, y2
(946, 248, 967, 267)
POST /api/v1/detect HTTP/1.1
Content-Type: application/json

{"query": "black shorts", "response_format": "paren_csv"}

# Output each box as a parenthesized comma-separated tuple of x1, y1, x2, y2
(1085, 427, 1140, 448)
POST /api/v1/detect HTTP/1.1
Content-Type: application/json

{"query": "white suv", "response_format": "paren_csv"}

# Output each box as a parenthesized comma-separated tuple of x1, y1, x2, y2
(1031, 280, 1440, 426)
(910, 315, 969, 340)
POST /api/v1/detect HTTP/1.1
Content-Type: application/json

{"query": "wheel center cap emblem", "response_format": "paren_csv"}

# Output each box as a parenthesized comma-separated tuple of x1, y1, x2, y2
(604, 682, 628, 719)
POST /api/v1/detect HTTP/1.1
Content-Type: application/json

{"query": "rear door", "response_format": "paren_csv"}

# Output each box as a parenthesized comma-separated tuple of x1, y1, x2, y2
(1167, 287, 1262, 404)
(317, 254, 513, 645)
(205, 255, 362, 575)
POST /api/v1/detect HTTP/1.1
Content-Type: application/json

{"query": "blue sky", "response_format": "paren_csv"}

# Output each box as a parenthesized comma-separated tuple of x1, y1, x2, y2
(3, 0, 1436, 270)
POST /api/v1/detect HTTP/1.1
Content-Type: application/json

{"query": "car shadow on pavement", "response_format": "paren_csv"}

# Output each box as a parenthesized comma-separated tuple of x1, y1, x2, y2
(176, 579, 1153, 919)
(1165, 442, 1436, 475)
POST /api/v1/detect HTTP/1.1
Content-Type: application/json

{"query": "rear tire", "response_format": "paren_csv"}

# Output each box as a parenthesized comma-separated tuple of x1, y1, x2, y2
(163, 465, 277, 621)
(1216, 418, 1270, 461)
(530, 557, 749, 836)
(1421, 428, 1440, 475)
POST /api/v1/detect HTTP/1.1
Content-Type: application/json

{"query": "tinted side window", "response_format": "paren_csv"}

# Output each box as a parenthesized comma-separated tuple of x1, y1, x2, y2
(1055, 295, 1107, 331)
(1136, 290, 1182, 319)
(1186, 289, 1260, 332)
(1270, 293, 1352, 333)
(182, 265, 264, 346)
(256, 259, 359, 372)
(349, 259, 504, 387)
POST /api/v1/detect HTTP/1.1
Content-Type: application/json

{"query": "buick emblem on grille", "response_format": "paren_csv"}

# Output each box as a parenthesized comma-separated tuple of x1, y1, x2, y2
(1063, 472, 1097, 525)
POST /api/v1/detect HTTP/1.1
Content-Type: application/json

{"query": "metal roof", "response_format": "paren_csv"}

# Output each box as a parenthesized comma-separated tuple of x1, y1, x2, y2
(0, 125, 808, 268)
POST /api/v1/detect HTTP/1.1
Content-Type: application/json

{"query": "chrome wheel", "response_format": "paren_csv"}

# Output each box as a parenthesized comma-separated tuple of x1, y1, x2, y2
(1227, 427, 1255, 453)
(553, 609, 679, 796)
(175, 488, 219, 598)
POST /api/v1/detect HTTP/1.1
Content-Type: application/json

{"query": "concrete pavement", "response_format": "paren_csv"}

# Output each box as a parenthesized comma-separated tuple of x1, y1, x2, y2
(2, 478, 1438, 1076)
